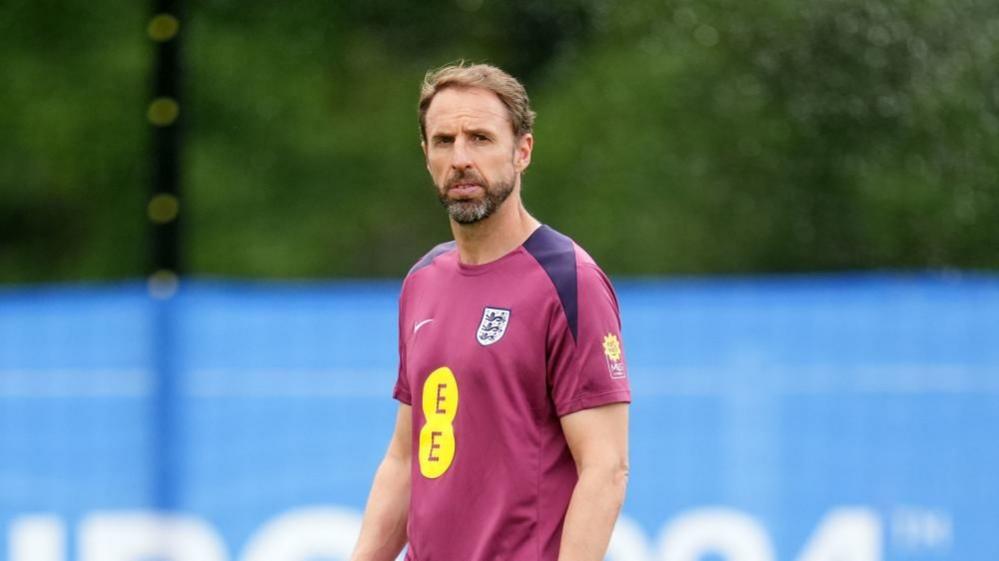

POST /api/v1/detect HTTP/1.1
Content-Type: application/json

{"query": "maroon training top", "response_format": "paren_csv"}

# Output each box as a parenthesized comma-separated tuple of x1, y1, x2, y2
(393, 225, 631, 561)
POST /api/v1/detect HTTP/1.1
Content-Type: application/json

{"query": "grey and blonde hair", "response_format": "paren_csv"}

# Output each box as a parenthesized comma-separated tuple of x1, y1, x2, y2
(418, 62, 536, 141)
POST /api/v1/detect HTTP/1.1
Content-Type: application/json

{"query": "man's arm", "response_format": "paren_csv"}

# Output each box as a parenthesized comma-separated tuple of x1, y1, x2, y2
(351, 404, 412, 561)
(558, 402, 630, 561)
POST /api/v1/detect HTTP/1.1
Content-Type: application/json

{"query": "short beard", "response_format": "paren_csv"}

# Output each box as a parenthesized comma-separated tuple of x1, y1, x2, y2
(437, 172, 515, 225)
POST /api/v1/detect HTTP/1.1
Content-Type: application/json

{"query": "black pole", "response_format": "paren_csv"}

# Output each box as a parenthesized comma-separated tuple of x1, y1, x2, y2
(149, 0, 183, 274)
(148, 0, 184, 514)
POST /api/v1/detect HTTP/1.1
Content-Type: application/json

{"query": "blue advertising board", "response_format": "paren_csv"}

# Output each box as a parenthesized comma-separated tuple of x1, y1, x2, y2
(1, 275, 997, 561)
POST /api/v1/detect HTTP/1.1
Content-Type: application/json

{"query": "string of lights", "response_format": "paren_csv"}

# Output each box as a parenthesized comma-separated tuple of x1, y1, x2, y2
(148, 2, 182, 300)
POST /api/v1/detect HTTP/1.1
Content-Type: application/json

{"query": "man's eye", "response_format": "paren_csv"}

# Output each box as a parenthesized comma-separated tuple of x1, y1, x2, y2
(435, 137, 453, 145)
(473, 134, 490, 142)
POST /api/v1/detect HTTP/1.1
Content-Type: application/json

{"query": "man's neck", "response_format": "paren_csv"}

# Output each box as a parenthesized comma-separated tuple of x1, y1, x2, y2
(450, 194, 542, 266)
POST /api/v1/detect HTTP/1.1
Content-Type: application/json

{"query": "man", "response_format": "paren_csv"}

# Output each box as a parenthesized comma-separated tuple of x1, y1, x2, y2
(350, 62, 630, 561)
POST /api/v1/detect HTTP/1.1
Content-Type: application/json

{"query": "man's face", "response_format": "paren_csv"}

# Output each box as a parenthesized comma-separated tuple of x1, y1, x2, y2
(422, 87, 533, 224)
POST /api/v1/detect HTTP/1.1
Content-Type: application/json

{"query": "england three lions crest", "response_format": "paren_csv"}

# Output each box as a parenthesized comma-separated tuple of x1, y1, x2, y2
(476, 306, 511, 346)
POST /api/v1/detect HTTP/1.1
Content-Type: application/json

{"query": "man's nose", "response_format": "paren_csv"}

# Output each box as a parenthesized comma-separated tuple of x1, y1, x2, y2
(450, 139, 473, 170)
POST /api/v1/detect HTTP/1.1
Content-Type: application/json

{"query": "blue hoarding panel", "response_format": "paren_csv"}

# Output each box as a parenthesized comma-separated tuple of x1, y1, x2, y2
(1, 275, 997, 561)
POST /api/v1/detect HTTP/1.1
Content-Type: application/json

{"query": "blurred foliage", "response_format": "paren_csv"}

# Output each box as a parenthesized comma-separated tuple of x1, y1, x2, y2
(1, 0, 997, 281)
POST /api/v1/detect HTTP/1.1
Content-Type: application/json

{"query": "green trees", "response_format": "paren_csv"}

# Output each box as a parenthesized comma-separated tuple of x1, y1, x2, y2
(2, 0, 996, 281)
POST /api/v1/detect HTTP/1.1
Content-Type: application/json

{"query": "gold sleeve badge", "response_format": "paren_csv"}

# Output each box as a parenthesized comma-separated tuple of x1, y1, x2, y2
(602, 333, 626, 378)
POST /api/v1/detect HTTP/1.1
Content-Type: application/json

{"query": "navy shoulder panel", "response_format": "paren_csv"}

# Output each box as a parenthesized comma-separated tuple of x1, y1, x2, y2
(523, 225, 578, 341)
(408, 240, 457, 276)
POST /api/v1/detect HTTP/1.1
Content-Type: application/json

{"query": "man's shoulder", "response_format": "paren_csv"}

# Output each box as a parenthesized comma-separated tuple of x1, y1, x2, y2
(406, 240, 458, 278)
(522, 224, 575, 269)
(523, 224, 605, 275)
(522, 225, 612, 341)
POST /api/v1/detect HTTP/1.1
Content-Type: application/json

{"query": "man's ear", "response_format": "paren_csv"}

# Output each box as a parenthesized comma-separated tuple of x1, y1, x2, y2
(515, 133, 534, 172)
(421, 140, 429, 171)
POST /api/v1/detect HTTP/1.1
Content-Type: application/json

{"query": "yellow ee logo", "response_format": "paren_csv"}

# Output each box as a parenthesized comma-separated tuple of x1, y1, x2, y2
(419, 366, 459, 478)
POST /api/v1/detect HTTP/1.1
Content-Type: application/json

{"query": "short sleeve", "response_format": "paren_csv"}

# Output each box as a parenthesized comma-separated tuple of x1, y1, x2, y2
(392, 280, 413, 405)
(547, 263, 631, 416)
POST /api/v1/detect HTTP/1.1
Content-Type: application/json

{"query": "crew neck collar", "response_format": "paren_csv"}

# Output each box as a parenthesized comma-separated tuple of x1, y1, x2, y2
(454, 224, 546, 276)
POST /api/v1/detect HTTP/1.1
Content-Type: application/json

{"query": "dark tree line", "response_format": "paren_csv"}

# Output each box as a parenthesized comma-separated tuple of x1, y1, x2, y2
(1, 0, 996, 282)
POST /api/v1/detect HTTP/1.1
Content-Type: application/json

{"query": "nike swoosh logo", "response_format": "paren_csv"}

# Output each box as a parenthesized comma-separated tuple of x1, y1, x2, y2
(414, 319, 434, 334)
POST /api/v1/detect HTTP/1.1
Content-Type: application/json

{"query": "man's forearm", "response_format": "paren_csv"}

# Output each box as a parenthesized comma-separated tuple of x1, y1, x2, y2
(351, 454, 411, 561)
(557, 463, 629, 561)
